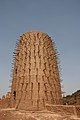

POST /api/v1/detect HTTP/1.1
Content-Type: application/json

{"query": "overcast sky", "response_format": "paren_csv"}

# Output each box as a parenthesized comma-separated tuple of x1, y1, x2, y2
(0, 0, 80, 97)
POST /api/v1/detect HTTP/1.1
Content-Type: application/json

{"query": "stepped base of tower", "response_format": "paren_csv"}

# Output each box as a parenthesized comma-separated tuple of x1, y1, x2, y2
(0, 100, 80, 119)
(0, 106, 80, 120)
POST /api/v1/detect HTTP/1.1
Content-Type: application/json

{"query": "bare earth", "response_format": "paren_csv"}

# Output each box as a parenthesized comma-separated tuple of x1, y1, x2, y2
(0, 108, 80, 120)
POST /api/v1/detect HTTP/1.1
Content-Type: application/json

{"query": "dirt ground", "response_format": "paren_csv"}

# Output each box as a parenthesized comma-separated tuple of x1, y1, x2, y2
(0, 108, 80, 120)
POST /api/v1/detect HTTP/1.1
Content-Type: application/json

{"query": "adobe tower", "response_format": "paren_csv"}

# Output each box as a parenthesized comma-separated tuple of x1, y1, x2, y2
(11, 31, 62, 110)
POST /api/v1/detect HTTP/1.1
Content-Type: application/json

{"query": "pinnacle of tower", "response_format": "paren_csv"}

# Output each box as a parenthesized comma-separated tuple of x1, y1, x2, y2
(11, 31, 62, 110)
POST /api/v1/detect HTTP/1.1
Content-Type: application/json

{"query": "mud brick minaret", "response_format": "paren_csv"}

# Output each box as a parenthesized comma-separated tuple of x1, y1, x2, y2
(11, 31, 62, 110)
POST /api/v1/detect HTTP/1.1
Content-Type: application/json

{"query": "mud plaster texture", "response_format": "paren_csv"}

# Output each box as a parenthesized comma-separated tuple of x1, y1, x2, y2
(11, 31, 62, 110)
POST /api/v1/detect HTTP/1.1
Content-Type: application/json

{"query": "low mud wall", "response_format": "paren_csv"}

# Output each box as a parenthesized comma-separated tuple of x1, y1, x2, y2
(46, 105, 80, 118)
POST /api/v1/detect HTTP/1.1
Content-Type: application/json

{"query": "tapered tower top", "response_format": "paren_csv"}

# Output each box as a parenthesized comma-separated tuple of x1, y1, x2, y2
(24, 30, 48, 34)
(11, 31, 62, 110)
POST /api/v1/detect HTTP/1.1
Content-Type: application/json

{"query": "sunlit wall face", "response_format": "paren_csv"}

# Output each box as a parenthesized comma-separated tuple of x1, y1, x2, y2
(11, 31, 62, 110)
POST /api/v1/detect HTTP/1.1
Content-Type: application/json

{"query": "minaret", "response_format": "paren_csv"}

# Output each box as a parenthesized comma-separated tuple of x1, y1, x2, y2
(11, 31, 62, 110)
